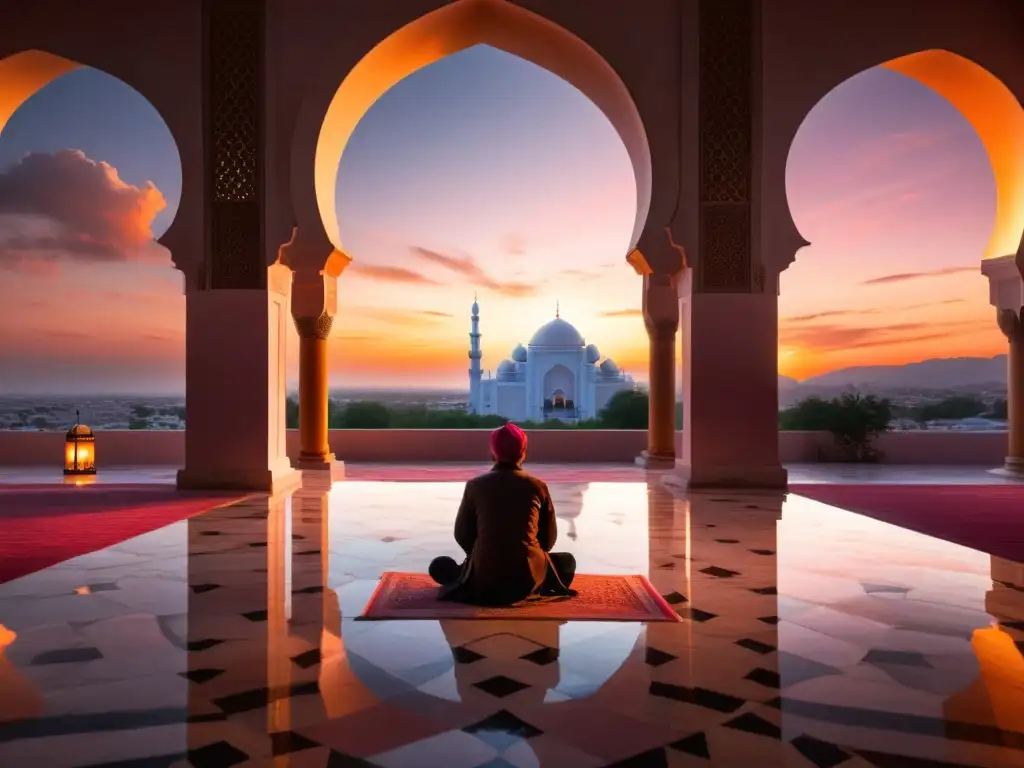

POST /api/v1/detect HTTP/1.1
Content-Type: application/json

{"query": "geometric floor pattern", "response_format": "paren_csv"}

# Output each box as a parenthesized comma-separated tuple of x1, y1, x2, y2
(0, 473, 1021, 767)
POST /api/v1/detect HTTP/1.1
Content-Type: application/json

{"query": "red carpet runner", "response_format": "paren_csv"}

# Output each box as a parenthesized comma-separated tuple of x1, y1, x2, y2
(789, 484, 1024, 563)
(0, 485, 246, 584)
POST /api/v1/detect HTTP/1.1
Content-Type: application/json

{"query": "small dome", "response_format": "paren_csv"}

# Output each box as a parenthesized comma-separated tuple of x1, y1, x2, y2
(66, 423, 94, 439)
(529, 317, 584, 348)
(496, 359, 517, 381)
(511, 343, 528, 363)
(599, 358, 620, 376)
(585, 343, 601, 364)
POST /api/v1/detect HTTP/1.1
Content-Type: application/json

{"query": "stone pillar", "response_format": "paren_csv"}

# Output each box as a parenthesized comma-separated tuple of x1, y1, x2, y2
(176, 0, 300, 493)
(999, 308, 1024, 474)
(294, 314, 334, 462)
(677, 291, 787, 488)
(637, 271, 681, 468)
(982, 254, 1024, 476)
(176, 268, 299, 494)
(283, 228, 349, 483)
(670, 0, 787, 490)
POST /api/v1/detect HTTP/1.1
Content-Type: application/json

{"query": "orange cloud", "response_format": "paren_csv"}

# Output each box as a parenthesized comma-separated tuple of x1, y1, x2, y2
(600, 308, 641, 318)
(409, 245, 536, 297)
(783, 299, 964, 323)
(860, 266, 978, 286)
(780, 320, 973, 353)
(0, 150, 167, 270)
(343, 306, 454, 326)
(348, 263, 440, 285)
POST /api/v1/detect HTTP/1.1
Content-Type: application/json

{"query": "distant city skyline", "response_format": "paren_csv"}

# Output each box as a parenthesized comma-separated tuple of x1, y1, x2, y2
(0, 45, 1010, 394)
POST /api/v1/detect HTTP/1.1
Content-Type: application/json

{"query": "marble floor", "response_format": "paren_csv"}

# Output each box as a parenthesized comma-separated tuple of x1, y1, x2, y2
(0, 474, 1021, 767)
(1, 462, 1019, 486)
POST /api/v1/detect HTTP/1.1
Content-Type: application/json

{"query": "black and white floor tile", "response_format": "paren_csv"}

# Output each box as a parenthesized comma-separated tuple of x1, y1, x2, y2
(0, 474, 1021, 767)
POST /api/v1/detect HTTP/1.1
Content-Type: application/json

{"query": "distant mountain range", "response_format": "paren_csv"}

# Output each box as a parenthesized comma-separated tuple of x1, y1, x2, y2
(780, 355, 1007, 391)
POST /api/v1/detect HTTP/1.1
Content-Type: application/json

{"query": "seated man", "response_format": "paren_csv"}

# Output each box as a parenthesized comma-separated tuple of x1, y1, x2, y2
(429, 423, 577, 606)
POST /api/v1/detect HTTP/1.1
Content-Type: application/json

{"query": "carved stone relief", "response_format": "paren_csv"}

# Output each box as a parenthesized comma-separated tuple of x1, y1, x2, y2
(293, 314, 335, 341)
(204, 0, 265, 290)
(697, 0, 754, 294)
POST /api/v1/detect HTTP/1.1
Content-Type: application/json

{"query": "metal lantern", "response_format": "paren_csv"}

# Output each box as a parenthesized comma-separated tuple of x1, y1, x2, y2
(64, 410, 96, 476)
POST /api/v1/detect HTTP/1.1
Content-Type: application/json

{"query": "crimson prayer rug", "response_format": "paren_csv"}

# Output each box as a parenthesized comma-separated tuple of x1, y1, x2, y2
(359, 571, 682, 621)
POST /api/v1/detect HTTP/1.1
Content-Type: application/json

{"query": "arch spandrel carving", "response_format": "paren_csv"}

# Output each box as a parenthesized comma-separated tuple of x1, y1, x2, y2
(695, 0, 754, 295)
(203, 0, 266, 290)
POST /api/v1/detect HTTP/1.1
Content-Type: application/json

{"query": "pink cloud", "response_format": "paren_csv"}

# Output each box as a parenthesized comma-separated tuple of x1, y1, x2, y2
(0, 150, 168, 270)
(861, 266, 978, 286)
(348, 263, 440, 285)
(409, 245, 536, 297)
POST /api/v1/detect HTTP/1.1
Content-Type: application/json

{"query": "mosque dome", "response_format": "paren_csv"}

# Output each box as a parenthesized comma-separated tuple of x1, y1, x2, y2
(529, 317, 585, 348)
(496, 359, 517, 380)
(511, 343, 528, 363)
(599, 358, 620, 376)
(585, 343, 601, 364)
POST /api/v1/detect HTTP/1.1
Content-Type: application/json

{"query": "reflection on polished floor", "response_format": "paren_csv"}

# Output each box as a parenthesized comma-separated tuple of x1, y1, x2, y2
(0, 475, 1021, 767)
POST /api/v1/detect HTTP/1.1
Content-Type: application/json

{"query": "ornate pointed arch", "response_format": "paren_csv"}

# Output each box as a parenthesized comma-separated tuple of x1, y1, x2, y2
(304, 0, 652, 258)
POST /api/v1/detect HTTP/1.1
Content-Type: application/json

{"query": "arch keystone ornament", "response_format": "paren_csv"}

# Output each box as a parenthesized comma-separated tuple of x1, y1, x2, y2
(983, 251, 1024, 476)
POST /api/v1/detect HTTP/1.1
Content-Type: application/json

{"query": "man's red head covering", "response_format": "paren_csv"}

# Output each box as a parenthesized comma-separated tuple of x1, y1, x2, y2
(490, 423, 527, 463)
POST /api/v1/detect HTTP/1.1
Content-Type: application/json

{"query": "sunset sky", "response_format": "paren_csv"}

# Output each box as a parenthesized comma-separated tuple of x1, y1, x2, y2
(0, 45, 1010, 393)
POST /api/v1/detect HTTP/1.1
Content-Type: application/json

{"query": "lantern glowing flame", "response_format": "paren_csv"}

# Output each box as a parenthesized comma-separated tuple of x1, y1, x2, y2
(63, 411, 96, 476)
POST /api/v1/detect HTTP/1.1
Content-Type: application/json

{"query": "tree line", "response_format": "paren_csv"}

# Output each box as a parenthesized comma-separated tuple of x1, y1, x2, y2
(778, 393, 1007, 462)
(283, 391, 1006, 434)
(286, 389, 661, 430)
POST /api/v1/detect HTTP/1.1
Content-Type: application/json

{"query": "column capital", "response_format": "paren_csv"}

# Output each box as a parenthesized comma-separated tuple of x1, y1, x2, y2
(277, 226, 352, 277)
(981, 254, 1024, 313)
(291, 269, 338, 326)
(627, 226, 688, 278)
(997, 308, 1022, 343)
(642, 271, 681, 337)
(293, 313, 335, 340)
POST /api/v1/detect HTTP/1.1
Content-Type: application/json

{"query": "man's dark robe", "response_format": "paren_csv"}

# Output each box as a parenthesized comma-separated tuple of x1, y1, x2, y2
(438, 461, 557, 605)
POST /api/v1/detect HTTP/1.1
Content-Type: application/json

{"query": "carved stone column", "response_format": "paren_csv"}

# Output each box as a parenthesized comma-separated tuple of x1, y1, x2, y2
(999, 308, 1023, 474)
(177, 0, 300, 494)
(293, 310, 337, 466)
(982, 254, 1024, 476)
(283, 229, 349, 482)
(628, 227, 686, 470)
(671, 0, 787, 489)
(638, 272, 681, 468)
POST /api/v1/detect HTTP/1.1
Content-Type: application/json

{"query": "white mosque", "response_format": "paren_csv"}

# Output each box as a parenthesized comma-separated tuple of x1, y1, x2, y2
(468, 298, 635, 422)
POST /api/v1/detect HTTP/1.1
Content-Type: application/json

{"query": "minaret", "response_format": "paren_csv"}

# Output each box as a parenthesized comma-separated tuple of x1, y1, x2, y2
(468, 294, 482, 414)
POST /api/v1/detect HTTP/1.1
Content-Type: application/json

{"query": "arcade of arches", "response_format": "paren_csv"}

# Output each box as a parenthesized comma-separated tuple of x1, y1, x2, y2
(3, 0, 1023, 491)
